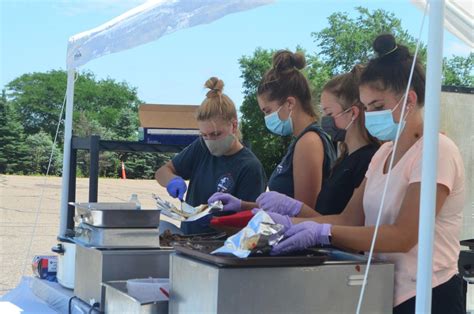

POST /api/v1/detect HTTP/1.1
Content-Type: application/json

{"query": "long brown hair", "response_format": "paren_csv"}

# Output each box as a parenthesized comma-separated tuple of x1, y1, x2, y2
(258, 50, 317, 118)
(322, 65, 379, 166)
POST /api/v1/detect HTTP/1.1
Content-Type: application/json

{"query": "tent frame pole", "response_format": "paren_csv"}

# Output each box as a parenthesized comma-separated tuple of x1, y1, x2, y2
(59, 68, 76, 237)
(415, 0, 445, 312)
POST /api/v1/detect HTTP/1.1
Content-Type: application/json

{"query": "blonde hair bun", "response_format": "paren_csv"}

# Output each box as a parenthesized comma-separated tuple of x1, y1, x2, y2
(205, 77, 224, 98)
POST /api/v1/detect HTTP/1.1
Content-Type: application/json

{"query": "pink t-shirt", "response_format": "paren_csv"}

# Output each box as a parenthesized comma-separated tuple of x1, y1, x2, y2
(363, 133, 465, 306)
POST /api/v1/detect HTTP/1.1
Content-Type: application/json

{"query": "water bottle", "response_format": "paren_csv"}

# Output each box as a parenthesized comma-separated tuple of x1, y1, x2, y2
(129, 194, 141, 210)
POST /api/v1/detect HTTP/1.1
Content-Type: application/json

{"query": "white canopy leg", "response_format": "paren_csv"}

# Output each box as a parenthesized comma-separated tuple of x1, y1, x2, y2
(59, 68, 76, 237)
(416, 0, 445, 312)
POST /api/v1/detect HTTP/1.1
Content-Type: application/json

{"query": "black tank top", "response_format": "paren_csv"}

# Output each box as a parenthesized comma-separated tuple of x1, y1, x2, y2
(267, 123, 336, 201)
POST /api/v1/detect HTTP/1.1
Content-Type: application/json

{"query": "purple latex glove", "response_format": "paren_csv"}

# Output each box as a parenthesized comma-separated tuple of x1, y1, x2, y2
(271, 221, 332, 255)
(166, 176, 187, 201)
(251, 209, 293, 231)
(208, 192, 242, 212)
(256, 191, 303, 217)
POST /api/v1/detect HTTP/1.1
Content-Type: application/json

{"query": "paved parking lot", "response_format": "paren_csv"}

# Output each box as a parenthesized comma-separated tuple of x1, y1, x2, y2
(0, 174, 173, 295)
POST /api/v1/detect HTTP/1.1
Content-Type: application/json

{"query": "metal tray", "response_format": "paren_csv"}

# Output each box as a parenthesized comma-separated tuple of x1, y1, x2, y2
(71, 203, 160, 228)
(174, 240, 328, 268)
(103, 281, 168, 314)
(74, 224, 160, 248)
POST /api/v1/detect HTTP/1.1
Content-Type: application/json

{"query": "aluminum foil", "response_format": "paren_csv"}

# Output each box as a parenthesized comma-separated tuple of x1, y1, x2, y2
(211, 210, 286, 258)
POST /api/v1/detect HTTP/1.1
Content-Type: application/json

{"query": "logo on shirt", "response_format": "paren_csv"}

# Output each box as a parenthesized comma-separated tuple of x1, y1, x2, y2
(216, 174, 234, 193)
(276, 163, 284, 174)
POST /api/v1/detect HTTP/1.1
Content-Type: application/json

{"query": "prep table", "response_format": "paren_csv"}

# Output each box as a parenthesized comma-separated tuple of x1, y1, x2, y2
(68, 203, 173, 311)
(169, 248, 394, 314)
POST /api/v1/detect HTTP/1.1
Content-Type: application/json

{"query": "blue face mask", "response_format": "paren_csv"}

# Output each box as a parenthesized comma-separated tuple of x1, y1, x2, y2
(264, 106, 293, 136)
(364, 98, 406, 141)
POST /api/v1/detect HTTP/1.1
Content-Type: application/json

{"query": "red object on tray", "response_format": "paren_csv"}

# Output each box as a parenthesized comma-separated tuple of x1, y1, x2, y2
(210, 210, 254, 228)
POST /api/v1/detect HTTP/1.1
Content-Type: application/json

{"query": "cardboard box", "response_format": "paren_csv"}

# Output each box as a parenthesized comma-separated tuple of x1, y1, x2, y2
(138, 104, 199, 129)
(138, 104, 200, 145)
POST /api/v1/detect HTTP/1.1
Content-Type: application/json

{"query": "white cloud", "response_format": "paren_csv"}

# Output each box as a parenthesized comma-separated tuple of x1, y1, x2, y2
(53, 0, 148, 16)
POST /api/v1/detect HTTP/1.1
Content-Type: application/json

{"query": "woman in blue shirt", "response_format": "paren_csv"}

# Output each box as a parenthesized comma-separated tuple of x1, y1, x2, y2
(155, 77, 266, 207)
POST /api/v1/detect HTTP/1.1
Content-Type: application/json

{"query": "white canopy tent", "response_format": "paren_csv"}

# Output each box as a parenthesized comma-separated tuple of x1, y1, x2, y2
(412, 0, 473, 48)
(60, 1, 471, 313)
(60, 0, 273, 235)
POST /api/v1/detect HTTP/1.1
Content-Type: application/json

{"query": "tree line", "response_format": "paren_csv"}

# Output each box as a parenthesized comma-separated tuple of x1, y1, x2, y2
(1, 7, 472, 179)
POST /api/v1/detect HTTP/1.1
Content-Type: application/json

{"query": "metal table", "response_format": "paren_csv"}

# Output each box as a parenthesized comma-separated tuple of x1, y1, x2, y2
(169, 250, 394, 314)
(65, 135, 185, 232)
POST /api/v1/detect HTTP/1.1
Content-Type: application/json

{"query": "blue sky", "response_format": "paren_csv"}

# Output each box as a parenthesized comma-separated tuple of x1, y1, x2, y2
(1, 0, 471, 111)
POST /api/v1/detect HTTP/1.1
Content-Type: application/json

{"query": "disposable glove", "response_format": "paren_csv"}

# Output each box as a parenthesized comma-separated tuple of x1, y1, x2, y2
(166, 176, 187, 201)
(208, 192, 242, 212)
(256, 191, 303, 217)
(251, 209, 293, 231)
(271, 221, 332, 255)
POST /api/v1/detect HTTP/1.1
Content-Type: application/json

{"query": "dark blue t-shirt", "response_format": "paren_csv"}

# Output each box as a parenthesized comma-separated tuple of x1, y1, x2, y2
(267, 123, 336, 201)
(172, 138, 267, 207)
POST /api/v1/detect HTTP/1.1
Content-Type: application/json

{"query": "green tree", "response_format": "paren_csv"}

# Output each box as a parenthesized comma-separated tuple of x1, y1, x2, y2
(23, 131, 62, 175)
(73, 111, 117, 177)
(4, 70, 146, 177)
(0, 90, 29, 173)
(119, 152, 172, 180)
(311, 6, 427, 75)
(443, 53, 474, 87)
(305, 53, 333, 102)
(113, 107, 140, 140)
(5, 70, 142, 142)
(239, 7, 433, 175)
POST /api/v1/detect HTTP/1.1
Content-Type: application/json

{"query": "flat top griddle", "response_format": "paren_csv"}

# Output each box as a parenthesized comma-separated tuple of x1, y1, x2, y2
(173, 240, 328, 268)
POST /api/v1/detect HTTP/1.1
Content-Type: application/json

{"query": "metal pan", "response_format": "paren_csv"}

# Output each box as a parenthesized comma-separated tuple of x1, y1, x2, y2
(173, 240, 328, 268)
(71, 202, 160, 228)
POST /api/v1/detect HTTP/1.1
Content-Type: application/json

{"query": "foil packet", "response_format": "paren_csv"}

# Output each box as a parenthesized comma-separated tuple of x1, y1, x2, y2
(153, 194, 223, 221)
(211, 210, 285, 258)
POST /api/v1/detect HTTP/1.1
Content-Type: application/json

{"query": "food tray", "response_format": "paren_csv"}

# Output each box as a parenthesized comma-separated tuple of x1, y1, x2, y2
(103, 281, 168, 313)
(174, 240, 328, 268)
(71, 202, 160, 228)
(159, 230, 227, 247)
(74, 224, 160, 248)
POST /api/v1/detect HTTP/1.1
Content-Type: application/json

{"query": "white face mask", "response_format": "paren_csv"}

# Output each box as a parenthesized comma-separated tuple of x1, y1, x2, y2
(204, 134, 235, 157)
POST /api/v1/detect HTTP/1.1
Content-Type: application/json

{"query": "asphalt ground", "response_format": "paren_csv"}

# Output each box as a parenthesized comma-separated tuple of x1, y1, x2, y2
(0, 174, 174, 296)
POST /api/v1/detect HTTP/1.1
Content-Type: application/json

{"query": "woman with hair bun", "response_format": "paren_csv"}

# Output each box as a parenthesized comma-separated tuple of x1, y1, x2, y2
(155, 77, 266, 207)
(209, 50, 336, 214)
(257, 65, 381, 217)
(264, 35, 466, 313)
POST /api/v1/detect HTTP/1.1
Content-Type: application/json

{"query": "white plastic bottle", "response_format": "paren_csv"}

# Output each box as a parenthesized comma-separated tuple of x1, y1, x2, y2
(129, 194, 141, 210)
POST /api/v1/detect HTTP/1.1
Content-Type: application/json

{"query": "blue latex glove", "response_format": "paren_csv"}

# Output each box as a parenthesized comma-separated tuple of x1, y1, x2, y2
(251, 209, 293, 231)
(166, 176, 187, 201)
(208, 192, 242, 212)
(271, 221, 332, 255)
(256, 191, 303, 217)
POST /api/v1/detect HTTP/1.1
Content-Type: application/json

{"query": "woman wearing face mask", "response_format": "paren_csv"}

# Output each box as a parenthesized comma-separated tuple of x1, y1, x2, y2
(261, 34, 466, 313)
(311, 66, 380, 216)
(263, 66, 380, 218)
(155, 77, 266, 207)
(209, 50, 336, 212)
